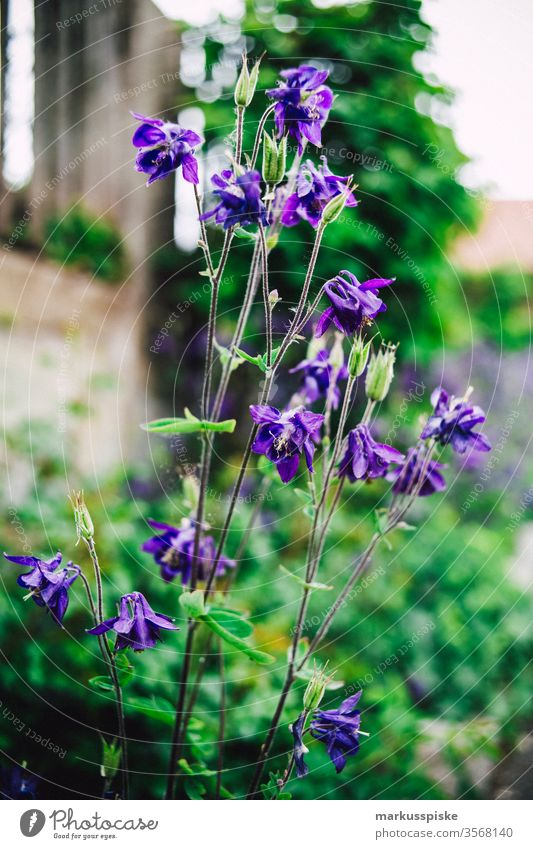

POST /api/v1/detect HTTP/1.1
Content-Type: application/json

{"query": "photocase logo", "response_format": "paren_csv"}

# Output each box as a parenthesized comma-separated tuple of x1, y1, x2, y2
(20, 809, 46, 837)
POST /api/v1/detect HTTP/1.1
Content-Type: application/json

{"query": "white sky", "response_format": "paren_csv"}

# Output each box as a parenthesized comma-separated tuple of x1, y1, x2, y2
(154, 0, 533, 199)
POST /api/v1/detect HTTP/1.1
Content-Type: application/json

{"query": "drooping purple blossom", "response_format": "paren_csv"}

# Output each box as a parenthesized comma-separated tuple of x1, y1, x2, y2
(3, 552, 80, 625)
(87, 591, 178, 652)
(281, 158, 358, 229)
(290, 712, 310, 778)
(132, 113, 201, 185)
(310, 691, 363, 773)
(266, 65, 334, 152)
(315, 270, 394, 337)
(1, 765, 38, 799)
(141, 518, 233, 584)
(387, 446, 446, 497)
(200, 169, 268, 230)
(421, 387, 491, 454)
(338, 424, 404, 482)
(289, 348, 348, 408)
(250, 404, 324, 483)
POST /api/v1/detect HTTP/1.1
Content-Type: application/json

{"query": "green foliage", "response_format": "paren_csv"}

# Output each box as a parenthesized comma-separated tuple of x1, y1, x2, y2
(166, 0, 479, 366)
(44, 207, 127, 282)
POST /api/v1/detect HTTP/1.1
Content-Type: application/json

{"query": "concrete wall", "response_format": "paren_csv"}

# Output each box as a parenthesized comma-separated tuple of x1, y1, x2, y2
(0, 0, 183, 491)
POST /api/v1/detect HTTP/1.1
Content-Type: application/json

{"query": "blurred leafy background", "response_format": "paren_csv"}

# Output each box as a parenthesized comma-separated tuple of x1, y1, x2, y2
(1, 0, 531, 800)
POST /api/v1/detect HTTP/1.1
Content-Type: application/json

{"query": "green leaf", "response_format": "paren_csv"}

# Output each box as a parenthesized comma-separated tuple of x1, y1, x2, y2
(114, 654, 134, 688)
(261, 771, 292, 800)
(100, 736, 121, 780)
(127, 695, 175, 725)
(293, 488, 313, 504)
(179, 589, 206, 619)
(178, 758, 217, 778)
(234, 347, 267, 372)
(208, 607, 254, 638)
(279, 564, 333, 591)
(214, 339, 241, 373)
(141, 416, 236, 435)
(233, 227, 257, 242)
(199, 613, 274, 664)
(88, 675, 114, 693)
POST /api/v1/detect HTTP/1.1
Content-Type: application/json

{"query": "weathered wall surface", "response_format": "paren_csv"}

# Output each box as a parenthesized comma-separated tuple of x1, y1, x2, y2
(1, 0, 183, 493)
(1, 249, 156, 497)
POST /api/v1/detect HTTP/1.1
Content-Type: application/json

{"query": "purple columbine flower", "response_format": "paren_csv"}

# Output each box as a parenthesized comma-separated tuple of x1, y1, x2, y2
(421, 387, 492, 454)
(315, 270, 394, 337)
(141, 518, 233, 584)
(250, 404, 325, 483)
(266, 65, 334, 152)
(387, 446, 446, 497)
(290, 712, 310, 778)
(132, 112, 201, 185)
(338, 424, 404, 482)
(4, 552, 80, 625)
(310, 691, 363, 773)
(87, 591, 178, 652)
(281, 157, 357, 229)
(1, 766, 38, 800)
(289, 348, 348, 408)
(200, 169, 268, 230)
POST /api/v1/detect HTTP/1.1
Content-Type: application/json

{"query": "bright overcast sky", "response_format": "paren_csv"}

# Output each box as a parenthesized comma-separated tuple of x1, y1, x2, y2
(154, 0, 533, 200)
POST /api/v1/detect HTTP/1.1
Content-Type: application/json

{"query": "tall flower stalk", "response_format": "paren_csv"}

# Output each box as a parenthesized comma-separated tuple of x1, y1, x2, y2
(5, 53, 493, 803)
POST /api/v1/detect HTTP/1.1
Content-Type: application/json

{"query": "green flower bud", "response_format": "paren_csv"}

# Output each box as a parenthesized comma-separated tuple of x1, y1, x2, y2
(69, 490, 94, 543)
(348, 333, 372, 378)
(329, 332, 345, 372)
(303, 662, 332, 712)
(100, 736, 122, 781)
(305, 335, 324, 361)
(268, 289, 281, 310)
(234, 57, 250, 108)
(234, 53, 261, 108)
(365, 343, 397, 402)
(182, 475, 199, 511)
(262, 133, 287, 186)
(321, 177, 354, 226)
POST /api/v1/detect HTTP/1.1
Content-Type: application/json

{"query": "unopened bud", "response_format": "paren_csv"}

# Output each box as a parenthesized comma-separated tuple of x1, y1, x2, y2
(69, 490, 94, 543)
(329, 332, 345, 372)
(182, 475, 199, 511)
(321, 178, 354, 226)
(303, 662, 332, 712)
(234, 53, 261, 108)
(305, 335, 324, 361)
(268, 289, 281, 310)
(348, 332, 371, 377)
(262, 132, 287, 186)
(100, 736, 122, 781)
(365, 343, 397, 402)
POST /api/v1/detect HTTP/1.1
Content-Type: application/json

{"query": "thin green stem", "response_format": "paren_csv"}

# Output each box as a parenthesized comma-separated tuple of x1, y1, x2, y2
(250, 104, 276, 169)
(84, 538, 129, 800)
(215, 642, 226, 799)
(165, 621, 196, 800)
(235, 107, 244, 165)
(258, 222, 272, 367)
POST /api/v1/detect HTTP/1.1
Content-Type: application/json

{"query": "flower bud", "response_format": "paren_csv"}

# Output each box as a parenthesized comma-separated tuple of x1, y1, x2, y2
(182, 475, 199, 511)
(329, 332, 345, 372)
(268, 289, 281, 310)
(262, 133, 287, 186)
(348, 332, 371, 377)
(305, 334, 324, 361)
(365, 343, 397, 402)
(100, 737, 122, 782)
(234, 53, 261, 108)
(303, 662, 332, 712)
(69, 490, 94, 543)
(321, 178, 354, 226)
